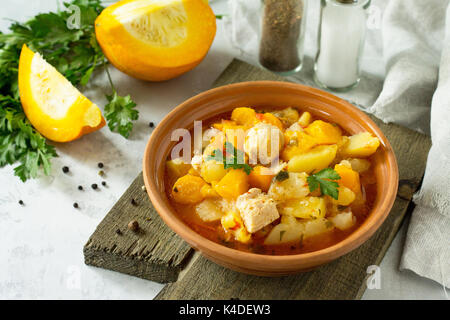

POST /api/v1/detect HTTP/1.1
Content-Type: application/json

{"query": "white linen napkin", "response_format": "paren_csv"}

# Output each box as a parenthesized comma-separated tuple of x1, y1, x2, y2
(223, 0, 450, 288)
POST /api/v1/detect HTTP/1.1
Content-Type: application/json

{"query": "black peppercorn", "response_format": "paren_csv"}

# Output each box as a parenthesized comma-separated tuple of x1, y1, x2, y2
(131, 198, 138, 206)
(62, 166, 69, 173)
(128, 220, 139, 232)
(116, 229, 122, 235)
(149, 122, 155, 128)
(18, 200, 24, 206)
(102, 181, 107, 186)
(91, 183, 98, 190)
(73, 203, 79, 209)
(173, 187, 178, 193)
(78, 186, 83, 191)
(98, 162, 104, 168)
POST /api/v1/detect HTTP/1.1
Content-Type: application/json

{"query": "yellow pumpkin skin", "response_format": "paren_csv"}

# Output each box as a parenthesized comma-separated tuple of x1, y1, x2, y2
(18, 45, 106, 143)
(95, 0, 217, 82)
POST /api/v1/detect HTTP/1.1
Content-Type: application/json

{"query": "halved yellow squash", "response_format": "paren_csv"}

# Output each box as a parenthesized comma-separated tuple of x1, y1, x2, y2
(18, 45, 105, 142)
(95, 0, 217, 81)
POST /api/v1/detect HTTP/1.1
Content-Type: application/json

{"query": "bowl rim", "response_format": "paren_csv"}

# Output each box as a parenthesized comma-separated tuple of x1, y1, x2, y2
(143, 80, 399, 267)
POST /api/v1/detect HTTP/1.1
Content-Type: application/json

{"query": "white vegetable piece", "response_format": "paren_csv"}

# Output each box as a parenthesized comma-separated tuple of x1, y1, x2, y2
(195, 199, 224, 222)
(264, 221, 304, 245)
(268, 172, 309, 201)
(244, 122, 284, 165)
(236, 188, 279, 233)
(303, 218, 335, 238)
(330, 211, 356, 231)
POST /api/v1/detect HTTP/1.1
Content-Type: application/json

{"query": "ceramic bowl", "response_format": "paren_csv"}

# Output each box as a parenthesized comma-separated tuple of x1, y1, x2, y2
(143, 81, 398, 276)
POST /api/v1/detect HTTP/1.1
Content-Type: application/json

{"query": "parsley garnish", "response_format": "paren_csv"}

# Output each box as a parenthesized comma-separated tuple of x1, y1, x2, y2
(206, 141, 253, 175)
(307, 168, 341, 200)
(274, 170, 289, 182)
(0, 0, 139, 181)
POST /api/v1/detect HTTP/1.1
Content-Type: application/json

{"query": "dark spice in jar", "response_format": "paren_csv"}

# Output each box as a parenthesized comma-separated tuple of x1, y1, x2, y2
(259, 0, 304, 72)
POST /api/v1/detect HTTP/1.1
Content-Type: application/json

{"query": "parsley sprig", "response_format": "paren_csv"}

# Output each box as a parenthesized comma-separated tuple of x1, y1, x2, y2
(307, 168, 341, 200)
(0, 0, 139, 181)
(206, 141, 253, 175)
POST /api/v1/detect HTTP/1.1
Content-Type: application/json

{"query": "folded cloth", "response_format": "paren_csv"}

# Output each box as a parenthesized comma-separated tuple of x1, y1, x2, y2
(224, 0, 450, 288)
(369, 0, 447, 134)
(399, 1, 450, 288)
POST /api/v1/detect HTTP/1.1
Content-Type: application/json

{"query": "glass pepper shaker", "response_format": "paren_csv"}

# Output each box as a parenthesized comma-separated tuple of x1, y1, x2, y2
(259, 0, 308, 75)
(314, 0, 370, 91)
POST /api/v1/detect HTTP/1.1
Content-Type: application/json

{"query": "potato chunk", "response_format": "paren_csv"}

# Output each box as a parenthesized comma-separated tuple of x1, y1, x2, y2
(303, 218, 335, 238)
(172, 175, 206, 205)
(236, 188, 279, 233)
(195, 199, 224, 222)
(305, 120, 342, 145)
(214, 169, 249, 199)
(279, 197, 326, 219)
(298, 111, 312, 127)
(268, 172, 309, 201)
(333, 186, 356, 206)
(200, 160, 227, 183)
(264, 221, 304, 245)
(347, 158, 371, 173)
(330, 211, 356, 231)
(288, 145, 338, 174)
(340, 132, 380, 157)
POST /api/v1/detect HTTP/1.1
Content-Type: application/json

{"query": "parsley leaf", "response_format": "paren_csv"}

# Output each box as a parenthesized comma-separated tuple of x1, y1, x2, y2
(206, 141, 253, 175)
(307, 168, 341, 200)
(105, 90, 139, 139)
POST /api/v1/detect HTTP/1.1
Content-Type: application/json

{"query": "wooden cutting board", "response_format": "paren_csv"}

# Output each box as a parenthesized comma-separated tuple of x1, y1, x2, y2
(84, 59, 431, 299)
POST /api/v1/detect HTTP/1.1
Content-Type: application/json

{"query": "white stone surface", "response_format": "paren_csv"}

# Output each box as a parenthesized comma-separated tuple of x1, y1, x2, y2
(0, 0, 447, 300)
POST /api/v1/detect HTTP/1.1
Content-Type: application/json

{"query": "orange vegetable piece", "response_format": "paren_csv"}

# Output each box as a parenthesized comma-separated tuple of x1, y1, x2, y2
(95, 0, 217, 81)
(18, 45, 105, 142)
(334, 164, 361, 195)
(305, 120, 342, 145)
(281, 132, 317, 161)
(172, 174, 206, 204)
(214, 169, 249, 199)
(231, 107, 257, 127)
(248, 165, 275, 192)
(256, 112, 284, 130)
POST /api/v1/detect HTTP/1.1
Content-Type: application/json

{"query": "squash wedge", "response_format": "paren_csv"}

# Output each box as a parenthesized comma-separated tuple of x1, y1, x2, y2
(95, 0, 216, 81)
(18, 45, 105, 142)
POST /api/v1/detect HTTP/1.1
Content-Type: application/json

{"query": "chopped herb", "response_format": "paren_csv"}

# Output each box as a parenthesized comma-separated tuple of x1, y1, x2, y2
(98, 170, 105, 176)
(275, 170, 289, 182)
(337, 205, 348, 211)
(206, 141, 253, 175)
(307, 168, 341, 200)
(299, 234, 304, 248)
(325, 221, 334, 229)
(279, 230, 286, 241)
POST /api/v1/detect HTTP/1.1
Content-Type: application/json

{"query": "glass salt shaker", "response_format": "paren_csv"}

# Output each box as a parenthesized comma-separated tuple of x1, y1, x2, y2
(314, 0, 370, 91)
(259, 0, 308, 75)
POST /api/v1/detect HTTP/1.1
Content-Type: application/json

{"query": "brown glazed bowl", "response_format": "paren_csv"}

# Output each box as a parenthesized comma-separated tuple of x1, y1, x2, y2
(143, 81, 398, 276)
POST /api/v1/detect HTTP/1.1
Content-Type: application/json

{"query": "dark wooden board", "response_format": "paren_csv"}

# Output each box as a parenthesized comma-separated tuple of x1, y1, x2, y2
(84, 59, 431, 298)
